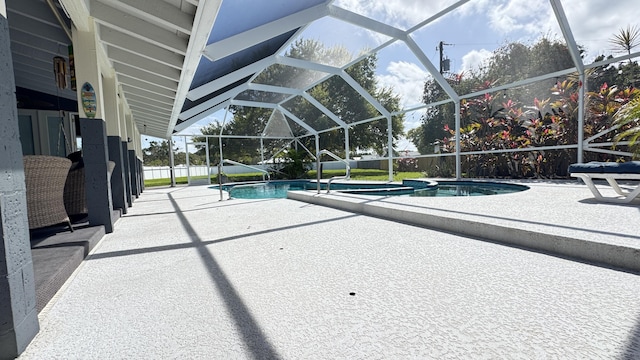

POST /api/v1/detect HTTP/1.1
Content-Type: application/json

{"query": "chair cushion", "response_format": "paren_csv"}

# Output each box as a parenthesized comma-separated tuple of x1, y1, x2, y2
(67, 151, 83, 163)
(67, 151, 84, 171)
(568, 161, 640, 174)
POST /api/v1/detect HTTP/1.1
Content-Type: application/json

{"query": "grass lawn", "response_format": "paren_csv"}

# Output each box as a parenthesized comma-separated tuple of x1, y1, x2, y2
(144, 169, 424, 187)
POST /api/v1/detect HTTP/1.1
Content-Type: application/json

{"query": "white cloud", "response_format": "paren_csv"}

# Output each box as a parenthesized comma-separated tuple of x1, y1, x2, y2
(487, 1, 556, 36)
(558, 0, 640, 60)
(461, 49, 492, 74)
(376, 61, 427, 108)
(375, 61, 426, 152)
(459, 0, 639, 61)
(334, 0, 460, 29)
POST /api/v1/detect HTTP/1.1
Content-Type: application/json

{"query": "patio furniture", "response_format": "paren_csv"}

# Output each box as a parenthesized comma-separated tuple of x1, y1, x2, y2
(64, 153, 86, 218)
(64, 152, 116, 219)
(23, 155, 73, 231)
(569, 161, 640, 203)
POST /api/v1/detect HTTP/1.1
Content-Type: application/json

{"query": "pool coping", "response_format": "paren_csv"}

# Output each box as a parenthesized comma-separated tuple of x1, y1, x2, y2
(212, 178, 526, 198)
(287, 183, 640, 273)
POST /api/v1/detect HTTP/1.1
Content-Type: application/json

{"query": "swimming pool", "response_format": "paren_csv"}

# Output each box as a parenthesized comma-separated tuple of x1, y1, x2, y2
(211, 179, 529, 199)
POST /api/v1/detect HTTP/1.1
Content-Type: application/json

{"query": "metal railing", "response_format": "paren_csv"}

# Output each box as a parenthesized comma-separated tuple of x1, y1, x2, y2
(217, 159, 271, 201)
(316, 149, 350, 194)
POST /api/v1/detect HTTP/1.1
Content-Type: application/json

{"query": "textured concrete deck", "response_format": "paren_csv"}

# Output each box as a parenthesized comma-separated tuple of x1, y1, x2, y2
(289, 179, 640, 272)
(19, 181, 640, 359)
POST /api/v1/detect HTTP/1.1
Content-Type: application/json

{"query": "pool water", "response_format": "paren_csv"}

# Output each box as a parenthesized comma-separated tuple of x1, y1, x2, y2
(212, 180, 528, 199)
(226, 181, 308, 199)
(411, 182, 526, 197)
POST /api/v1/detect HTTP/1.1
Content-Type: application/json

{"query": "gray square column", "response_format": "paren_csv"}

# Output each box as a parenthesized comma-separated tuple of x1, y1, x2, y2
(122, 142, 132, 207)
(108, 136, 126, 214)
(129, 150, 140, 198)
(0, 15, 39, 359)
(80, 118, 114, 233)
(136, 158, 144, 193)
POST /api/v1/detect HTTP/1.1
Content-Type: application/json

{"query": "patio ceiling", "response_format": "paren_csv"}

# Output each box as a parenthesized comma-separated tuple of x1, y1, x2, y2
(6, 0, 220, 139)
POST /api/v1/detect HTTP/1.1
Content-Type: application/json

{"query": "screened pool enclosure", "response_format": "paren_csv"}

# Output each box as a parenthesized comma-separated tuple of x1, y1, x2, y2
(166, 0, 640, 183)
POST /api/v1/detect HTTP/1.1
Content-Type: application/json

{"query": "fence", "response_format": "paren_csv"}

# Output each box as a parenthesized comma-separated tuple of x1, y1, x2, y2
(143, 165, 208, 180)
(143, 161, 364, 180)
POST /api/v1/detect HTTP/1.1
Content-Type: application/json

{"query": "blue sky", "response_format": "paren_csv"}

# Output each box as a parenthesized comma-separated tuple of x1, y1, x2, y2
(147, 0, 639, 152)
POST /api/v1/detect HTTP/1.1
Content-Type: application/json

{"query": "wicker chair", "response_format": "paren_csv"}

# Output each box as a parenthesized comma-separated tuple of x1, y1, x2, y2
(23, 155, 73, 231)
(64, 152, 116, 219)
(63, 160, 86, 218)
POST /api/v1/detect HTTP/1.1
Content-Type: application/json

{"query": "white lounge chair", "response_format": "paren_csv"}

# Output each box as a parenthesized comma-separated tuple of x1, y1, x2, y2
(569, 161, 640, 203)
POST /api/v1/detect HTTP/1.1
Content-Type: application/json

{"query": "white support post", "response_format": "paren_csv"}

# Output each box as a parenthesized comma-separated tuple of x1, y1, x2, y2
(205, 137, 211, 185)
(103, 74, 121, 136)
(577, 73, 586, 163)
(387, 115, 393, 181)
(315, 134, 321, 192)
(169, 137, 175, 187)
(125, 113, 135, 150)
(218, 135, 224, 167)
(344, 126, 350, 160)
(184, 136, 190, 185)
(72, 19, 105, 120)
(455, 101, 461, 180)
(117, 86, 125, 137)
(219, 106, 229, 176)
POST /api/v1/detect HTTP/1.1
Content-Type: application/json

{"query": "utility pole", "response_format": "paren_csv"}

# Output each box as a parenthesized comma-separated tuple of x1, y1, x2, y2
(438, 41, 452, 74)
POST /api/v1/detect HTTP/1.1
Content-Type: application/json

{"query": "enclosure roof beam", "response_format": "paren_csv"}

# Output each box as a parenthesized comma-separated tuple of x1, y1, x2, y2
(275, 55, 390, 119)
(203, 3, 330, 61)
(327, 5, 405, 40)
(174, 99, 232, 133)
(406, 0, 471, 34)
(187, 56, 276, 101)
(300, 93, 347, 128)
(229, 100, 278, 109)
(180, 84, 249, 120)
(277, 106, 318, 136)
(404, 36, 459, 102)
(339, 70, 390, 117)
(181, 134, 297, 140)
(275, 55, 341, 75)
(249, 83, 346, 129)
(247, 83, 301, 95)
(461, 67, 578, 101)
(394, 98, 454, 116)
(550, 0, 584, 74)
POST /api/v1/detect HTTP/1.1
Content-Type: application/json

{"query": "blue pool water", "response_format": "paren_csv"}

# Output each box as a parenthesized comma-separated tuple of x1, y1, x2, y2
(211, 180, 528, 199)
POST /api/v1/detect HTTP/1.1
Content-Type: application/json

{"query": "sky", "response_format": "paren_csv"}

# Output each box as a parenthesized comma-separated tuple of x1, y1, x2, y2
(146, 0, 640, 153)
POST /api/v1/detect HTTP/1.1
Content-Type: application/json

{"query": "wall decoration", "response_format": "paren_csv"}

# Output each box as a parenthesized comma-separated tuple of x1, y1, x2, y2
(81, 82, 96, 119)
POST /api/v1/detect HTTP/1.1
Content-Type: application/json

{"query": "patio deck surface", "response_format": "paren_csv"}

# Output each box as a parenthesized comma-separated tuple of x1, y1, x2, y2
(19, 180, 640, 359)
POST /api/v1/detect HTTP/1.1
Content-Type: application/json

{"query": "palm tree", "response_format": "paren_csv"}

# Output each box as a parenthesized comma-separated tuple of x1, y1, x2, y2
(613, 97, 640, 159)
(609, 25, 640, 56)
